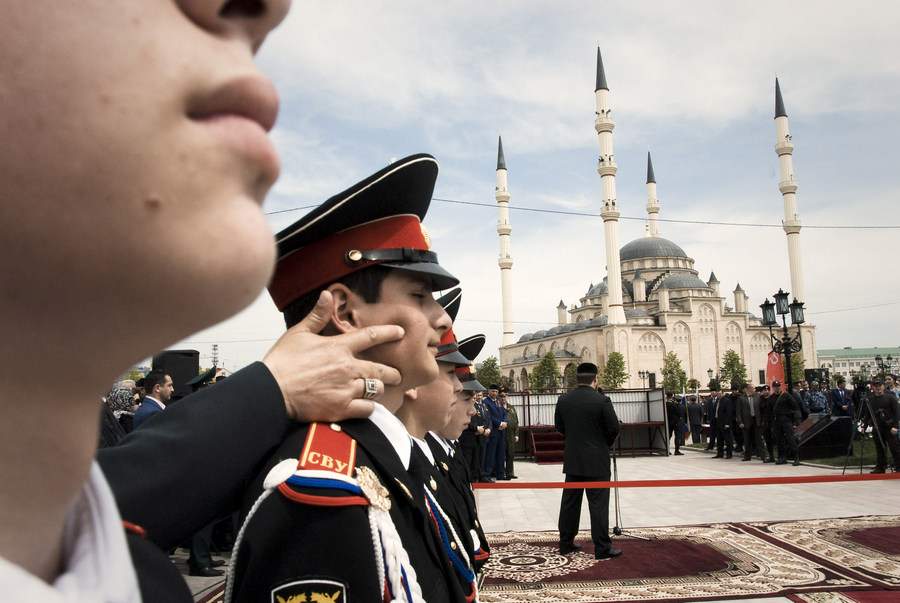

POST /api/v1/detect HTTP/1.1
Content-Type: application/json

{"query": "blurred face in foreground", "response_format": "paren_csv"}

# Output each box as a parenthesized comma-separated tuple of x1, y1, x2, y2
(1, 1, 292, 364)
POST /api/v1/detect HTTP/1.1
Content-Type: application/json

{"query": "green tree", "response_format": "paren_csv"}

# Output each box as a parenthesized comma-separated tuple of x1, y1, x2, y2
(707, 377, 721, 391)
(528, 352, 561, 392)
(564, 363, 578, 388)
(687, 378, 700, 390)
(661, 351, 687, 394)
(476, 356, 502, 390)
(720, 349, 748, 388)
(788, 354, 805, 387)
(601, 352, 629, 390)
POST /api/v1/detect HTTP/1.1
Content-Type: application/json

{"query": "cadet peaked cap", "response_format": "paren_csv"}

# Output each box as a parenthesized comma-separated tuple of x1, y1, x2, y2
(436, 328, 470, 367)
(268, 154, 459, 311)
(437, 288, 461, 323)
(435, 289, 469, 366)
(456, 334, 487, 391)
(458, 334, 485, 363)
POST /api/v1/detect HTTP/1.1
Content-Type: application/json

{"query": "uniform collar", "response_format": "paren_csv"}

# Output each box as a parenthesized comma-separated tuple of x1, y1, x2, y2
(368, 402, 412, 470)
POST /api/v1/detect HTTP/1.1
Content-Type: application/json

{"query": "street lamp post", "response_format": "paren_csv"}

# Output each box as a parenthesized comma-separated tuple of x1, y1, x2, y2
(874, 354, 893, 378)
(638, 370, 647, 388)
(760, 288, 805, 394)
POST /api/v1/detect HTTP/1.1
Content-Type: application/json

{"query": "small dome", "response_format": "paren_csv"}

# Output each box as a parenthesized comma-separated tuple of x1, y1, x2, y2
(558, 323, 576, 334)
(586, 315, 608, 328)
(658, 273, 710, 290)
(532, 330, 548, 339)
(620, 237, 688, 261)
(517, 333, 533, 343)
(571, 321, 591, 331)
(626, 308, 650, 318)
(585, 281, 607, 297)
(547, 326, 561, 336)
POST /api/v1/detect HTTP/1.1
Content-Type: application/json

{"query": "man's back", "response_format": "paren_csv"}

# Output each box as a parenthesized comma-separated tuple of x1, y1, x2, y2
(555, 386, 620, 478)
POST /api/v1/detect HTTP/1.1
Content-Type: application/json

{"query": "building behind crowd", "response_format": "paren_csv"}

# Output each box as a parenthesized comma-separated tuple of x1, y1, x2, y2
(817, 347, 900, 382)
(497, 49, 818, 391)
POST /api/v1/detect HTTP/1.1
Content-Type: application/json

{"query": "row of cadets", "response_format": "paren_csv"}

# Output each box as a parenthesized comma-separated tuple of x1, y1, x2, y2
(430, 333, 491, 575)
(398, 288, 479, 602)
(226, 155, 468, 603)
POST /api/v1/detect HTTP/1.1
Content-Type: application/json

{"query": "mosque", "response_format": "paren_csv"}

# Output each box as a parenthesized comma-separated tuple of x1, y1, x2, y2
(496, 49, 818, 391)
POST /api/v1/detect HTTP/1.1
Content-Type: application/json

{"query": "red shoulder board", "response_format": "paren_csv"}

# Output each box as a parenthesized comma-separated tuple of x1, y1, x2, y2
(298, 422, 357, 476)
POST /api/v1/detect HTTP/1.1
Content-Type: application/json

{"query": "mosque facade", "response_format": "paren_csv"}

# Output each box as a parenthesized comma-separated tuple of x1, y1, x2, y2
(497, 49, 817, 391)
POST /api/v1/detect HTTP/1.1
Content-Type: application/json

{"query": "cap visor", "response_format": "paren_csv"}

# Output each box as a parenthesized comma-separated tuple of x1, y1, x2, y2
(385, 261, 459, 292)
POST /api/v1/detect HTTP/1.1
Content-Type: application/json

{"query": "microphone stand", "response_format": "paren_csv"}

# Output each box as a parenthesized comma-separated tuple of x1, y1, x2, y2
(611, 434, 648, 540)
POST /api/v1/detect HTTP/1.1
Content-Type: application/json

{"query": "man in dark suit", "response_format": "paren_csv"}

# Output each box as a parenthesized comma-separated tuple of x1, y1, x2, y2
(132, 370, 173, 429)
(555, 362, 622, 559)
(736, 383, 766, 462)
(713, 384, 737, 459)
(704, 390, 719, 451)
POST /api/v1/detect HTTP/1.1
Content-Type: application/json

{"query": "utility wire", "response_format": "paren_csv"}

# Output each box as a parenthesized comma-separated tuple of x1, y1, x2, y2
(431, 198, 900, 230)
(264, 197, 899, 229)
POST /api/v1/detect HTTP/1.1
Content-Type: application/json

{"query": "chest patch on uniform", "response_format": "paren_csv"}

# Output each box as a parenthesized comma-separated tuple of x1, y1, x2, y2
(271, 578, 346, 603)
(298, 422, 357, 476)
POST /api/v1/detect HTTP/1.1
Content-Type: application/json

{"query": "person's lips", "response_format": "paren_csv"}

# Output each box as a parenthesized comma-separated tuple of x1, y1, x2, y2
(187, 75, 281, 189)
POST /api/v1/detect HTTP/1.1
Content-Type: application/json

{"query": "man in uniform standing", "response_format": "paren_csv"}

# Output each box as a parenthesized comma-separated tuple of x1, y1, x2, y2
(502, 389, 520, 479)
(865, 377, 900, 473)
(482, 385, 507, 482)
(555, 363, 622, 559)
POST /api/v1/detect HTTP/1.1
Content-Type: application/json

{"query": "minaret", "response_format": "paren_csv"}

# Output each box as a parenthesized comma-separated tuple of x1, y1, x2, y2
(557, 300, 567, 327)
(595, 48, 626, 325)
(646, 151, 661, 237)
(774, 78, 805, 303)
(496, 135, 515, 346)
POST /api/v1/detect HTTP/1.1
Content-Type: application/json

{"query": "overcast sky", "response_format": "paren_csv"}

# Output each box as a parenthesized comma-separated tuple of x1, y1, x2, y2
(169, 1, 900, 372)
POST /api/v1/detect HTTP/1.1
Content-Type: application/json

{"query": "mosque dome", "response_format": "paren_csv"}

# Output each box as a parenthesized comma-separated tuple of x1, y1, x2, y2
(658, 273, 710, 290)
(531, 330, 548, 339)
(517, 333, 533, 343)
(625, 308, 650, 318)
(620, 237, 688, 261)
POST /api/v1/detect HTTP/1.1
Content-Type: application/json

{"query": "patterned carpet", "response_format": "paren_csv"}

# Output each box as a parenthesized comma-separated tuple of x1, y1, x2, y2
(479, 516, 900, 602)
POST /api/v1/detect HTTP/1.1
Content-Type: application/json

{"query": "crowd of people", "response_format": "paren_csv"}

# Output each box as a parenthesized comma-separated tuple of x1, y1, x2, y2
(457, 387, 521, 483)
(666, 375, 900, 473)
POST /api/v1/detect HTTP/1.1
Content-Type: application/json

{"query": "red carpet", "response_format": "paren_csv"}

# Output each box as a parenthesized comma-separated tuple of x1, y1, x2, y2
(480, 516, 900, 602)
(193, 516, 900, 602)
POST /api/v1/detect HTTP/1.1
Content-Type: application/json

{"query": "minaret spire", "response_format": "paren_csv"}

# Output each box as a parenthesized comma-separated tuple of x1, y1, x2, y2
(595, 47, 626, 325)
(773, 77, 805, 303)
(595, 47, 608, 92)
(495, 135, 515, 346)
(646, 151, 660, 237)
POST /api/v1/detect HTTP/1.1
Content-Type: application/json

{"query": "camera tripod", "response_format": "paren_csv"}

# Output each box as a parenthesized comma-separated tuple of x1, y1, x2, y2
(842, 391, 889, 475)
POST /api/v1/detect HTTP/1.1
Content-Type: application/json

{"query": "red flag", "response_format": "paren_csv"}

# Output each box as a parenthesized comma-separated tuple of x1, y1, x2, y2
(766, 351, 785, 388)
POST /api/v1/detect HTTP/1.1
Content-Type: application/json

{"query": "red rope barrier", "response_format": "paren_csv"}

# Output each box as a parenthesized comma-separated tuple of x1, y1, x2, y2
(473, 472, 900, 489)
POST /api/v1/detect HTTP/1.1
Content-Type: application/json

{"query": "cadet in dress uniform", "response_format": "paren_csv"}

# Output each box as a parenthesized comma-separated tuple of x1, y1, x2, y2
(429, 334, 491, 573)
(227, 155, 466, 603)
(400, 321, 479, 602)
